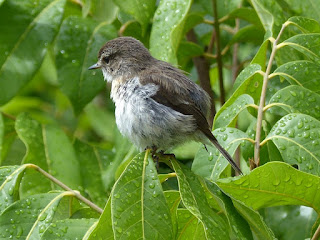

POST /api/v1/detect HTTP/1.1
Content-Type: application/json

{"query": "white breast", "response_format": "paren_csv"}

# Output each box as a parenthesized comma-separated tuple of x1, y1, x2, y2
(110, 76, 198, 151)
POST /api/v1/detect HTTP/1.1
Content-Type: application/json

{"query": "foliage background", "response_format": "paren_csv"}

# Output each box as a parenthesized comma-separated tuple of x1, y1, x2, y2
(0, 0, 320, 239)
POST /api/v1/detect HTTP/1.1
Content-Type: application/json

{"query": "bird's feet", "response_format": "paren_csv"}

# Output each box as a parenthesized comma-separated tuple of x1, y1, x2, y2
(144, 147, 175, 170)
(145, 145, 160, 169)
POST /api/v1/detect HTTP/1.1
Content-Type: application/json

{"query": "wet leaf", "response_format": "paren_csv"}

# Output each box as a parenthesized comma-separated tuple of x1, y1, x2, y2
(15, 113, 51, 197)
(0, 0, 66, 105)
(0, 192, 63, 239)
(42, 218, 96, 239)
(287, 16, 320, 33)
(228, 7, 263, 28)
(0, 165, 27, 213)
(176, 209, 206, 239)
(150, 0, 192, 65)
(251, 39, 270, 71)
(228, 25, 264, 45)
(43, 124, 82, 190)
(214, 64, 262, 128)
(217, 162, 320, 214)
(111, 151, 173, 239)
(172, 159, 229, 239)
(85, 197, 113, 240)
(282, 33, 320, 63)
(164, 190, 180, 237)
(285, 0, 320, 22)
(113, 0, 155, 34)
(266, 113, 320, 175)
(262, 205, 317, 239)
(214, 94, 255, 129)
(203, 181, 253, 240)
(0, 114, 16, 165)
(193, 128, 248, 181)
(73, 140, 107, 207)
(268, 85, 320, 120)
(55, 16, 117, 114)
(250, 0, 274, 37)
(273, 60, 320, 94)
(232, 200, 275, 240)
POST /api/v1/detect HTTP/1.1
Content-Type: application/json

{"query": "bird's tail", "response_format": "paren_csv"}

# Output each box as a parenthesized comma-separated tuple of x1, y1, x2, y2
(206, 132, 243, 175)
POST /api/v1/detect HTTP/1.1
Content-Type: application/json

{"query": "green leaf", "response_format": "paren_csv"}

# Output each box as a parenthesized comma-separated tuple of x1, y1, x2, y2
(158, 173, 176, 183)
(118, 20, 147, 45)
(0, 138, 25, 166)
(282, 33, 320, 63)
(84, 103, 115, 141)
(241, 119, 283, 165)
(111, 151, 173, 239)
(287, 16, 320, 33)
(87, 0, 118, 23)
(113, 0, 155, 34)
(177, 41, 204, 67)
(217, 162, 320, 214)
(71, 207, 100, 219)
(193, 128, 248, 181)
(251, 39, 270, 71)
(26, 192, 76, 239)
(265, 113, 320, 175)
(262, 206, 317, 239)
(250, 0, 274, 37)
(0, 0, 66, 105)
(0, 165, 27, 213)
(42, 218, 96, 239)
(102, 131, 133, 191)
(214, 64, 262, 128)
(0, 192, 61, 239)
(232, 200, 275, 240)
(15, 113, 51, 196)
(176, 209, 206, 239)
(43, 124, 82, 189)
(268, 85, 320, 120)
(73, 140, 107, 207)
(182, 12, 204, 36)
(214, 94, 255, 129)
(285, 0, 320, 22)
(198, 0, 241, 18)
(85, 197, 113, 240)
(203, 181, 253, 240)
(228, 7, 263, 28)
(228, 25, 264, 45)
(172, 159, 229, 239)
(273, 60, 320, 94)
(150, 0, 192, 65)
(55, 16, 117, 114)
(164, 190, 180, 237)
(0, 114, 16, 165)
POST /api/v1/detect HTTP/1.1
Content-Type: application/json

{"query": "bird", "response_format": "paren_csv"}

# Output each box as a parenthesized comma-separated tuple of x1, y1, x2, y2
(88, 37, 242, 174)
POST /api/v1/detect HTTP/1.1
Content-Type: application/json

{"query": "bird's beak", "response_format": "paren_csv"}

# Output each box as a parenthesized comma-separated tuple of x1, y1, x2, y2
(88, 63, 101, 70)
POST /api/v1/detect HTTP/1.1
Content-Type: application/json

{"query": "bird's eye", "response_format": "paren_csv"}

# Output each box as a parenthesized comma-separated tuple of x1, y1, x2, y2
(103, 56, 110, 64)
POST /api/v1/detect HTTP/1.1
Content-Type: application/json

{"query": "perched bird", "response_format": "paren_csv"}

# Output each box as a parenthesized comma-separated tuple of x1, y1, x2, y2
(89, 37, 242, 174)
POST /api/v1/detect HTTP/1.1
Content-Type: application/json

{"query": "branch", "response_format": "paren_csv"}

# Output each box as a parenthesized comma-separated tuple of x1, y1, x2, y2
(312, 223, 320, 240)
(232, 15, 240, 82)
(212, 0, 225, 104)
(254, 23, 287, 166)
(28, 164, 103, 214)
(1, 112, 16, 120)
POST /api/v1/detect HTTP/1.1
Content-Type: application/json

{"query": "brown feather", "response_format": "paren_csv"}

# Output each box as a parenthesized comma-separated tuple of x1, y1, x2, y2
(140, 64, 242, 174)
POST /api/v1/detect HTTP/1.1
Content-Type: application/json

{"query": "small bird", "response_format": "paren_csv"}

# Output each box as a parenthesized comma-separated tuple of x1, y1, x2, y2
(89, 37, 242, 174)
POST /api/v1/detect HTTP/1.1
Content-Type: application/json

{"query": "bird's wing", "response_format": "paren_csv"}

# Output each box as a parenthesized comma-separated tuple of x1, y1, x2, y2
(139, 62, 210, 130)
(139, 63, 243, 174)
(139, 61, 211, 120)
